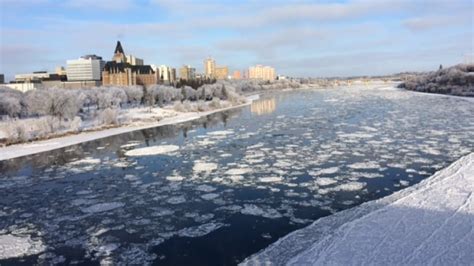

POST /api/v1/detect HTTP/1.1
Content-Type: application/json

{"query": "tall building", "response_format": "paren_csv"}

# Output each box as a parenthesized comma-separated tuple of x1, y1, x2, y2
(125, 55, 144, 66)
(214, 66, 229, 80)
(55, 66, 67, 76)
(204, 57, 216, 78)
(0, 74, 5, 84)
(249, 65, 276, 80)
(179, 65, 196, 80)
(66, 55, 105, 81)
(159, 65, 171, 82)
(170, 68, 177, 82)
(157, 65, 177, 83)
(102, 41, 157, 86)
(233, 70, 241, 80)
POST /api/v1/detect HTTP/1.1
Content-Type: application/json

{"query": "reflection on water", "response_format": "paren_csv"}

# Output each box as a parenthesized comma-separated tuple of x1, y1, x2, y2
(250, 98, 276, 116)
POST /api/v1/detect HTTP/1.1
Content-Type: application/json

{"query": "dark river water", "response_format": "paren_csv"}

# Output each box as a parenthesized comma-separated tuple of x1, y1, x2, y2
(1, 86, 473, 265)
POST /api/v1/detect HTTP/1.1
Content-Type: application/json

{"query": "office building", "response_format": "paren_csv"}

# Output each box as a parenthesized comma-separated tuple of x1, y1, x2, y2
(214, 66, 229, 80)
(249, 65, 276, 80)
(233, 70, 241, 80)
(179, 65, 196, 80)
(66, 54, 105, 81)
(204, 57, 216, 78)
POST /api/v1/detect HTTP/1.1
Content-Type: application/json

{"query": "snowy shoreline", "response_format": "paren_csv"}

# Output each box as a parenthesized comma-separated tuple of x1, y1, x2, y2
(0, 95, 259, 161)
(242, 152, 474, 265)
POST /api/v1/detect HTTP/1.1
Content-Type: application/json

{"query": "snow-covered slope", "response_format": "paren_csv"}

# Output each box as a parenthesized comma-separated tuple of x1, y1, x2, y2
(242, 153, 474, 265)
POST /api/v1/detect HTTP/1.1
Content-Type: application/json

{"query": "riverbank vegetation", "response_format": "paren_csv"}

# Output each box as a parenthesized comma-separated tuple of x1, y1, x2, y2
(398, 64, 474, 97)
(0, 80, 304, 145)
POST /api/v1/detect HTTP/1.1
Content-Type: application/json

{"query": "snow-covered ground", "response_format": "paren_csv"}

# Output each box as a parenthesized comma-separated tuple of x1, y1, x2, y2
(242, 152, 474, 265)
(0, 95, 259, 161)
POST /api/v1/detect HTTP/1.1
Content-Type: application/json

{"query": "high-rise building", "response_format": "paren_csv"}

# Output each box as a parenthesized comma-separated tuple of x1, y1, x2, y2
(55, 66, 67, 76)
(233, 70, 241, 80)
(66, 55, 105, 81)
(159, 65, 171, 82)
(204, 57, 216, 78)
(102, 41, 157, 86)
(170, 68, 177, 82)
(249, 65, 276, 80)
(0, 74, 5, 84)
(214, 66, 229, 80)
(125, 55, 144, 66)
(179, 65, 196, 80)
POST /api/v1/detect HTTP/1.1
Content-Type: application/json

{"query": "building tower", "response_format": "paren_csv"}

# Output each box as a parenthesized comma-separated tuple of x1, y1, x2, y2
(204, 57, 216, 79)
(112, 41, 126, 63)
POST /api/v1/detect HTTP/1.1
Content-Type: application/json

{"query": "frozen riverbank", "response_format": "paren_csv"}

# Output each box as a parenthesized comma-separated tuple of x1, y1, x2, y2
(0, 95, 259, 161)
(242, 152, 474, 265)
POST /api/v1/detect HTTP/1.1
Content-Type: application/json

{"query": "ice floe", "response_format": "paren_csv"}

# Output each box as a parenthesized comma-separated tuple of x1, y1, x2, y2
(0, 234, 45, 259)
(178, 223, 227, 238)
(81, 202, 125, 213)
(193, 162, 218, 173)
(124, 145, 179, 156)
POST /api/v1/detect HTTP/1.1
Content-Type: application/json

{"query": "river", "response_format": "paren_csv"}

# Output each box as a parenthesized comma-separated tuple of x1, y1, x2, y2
(1, 86, 473, 265)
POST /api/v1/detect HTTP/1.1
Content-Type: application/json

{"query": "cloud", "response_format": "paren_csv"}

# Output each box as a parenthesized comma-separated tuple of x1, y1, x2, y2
(63, 0, 137, 11)
(403, 15, 472, 32)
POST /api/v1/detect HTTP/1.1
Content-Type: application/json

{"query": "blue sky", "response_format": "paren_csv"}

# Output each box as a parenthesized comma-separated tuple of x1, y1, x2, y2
(0, 0, 472, 81)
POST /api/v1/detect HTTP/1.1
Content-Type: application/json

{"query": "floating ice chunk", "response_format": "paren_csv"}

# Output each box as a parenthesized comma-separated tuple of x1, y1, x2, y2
(309, 167, 339, 176)
(196, 184, 217, 192)
(347, 162, 380, 170)
(241, 204, 283, 219)
(178, 223, 227, 238)
(69, 157, 101, 165)
(259, 176, 283, 183)
(228, 175, 244, 182)
(399, 180, 410, 186)
(81, 202, 124, 213)
(0, 234, 45, 259)
(166, 196, 186, 204)
(150, 207, 174, 217)
(333, 181, 366, 191)
(207, 130, 234, 136)
(166, 175, 185, 181)
(315, 178, 337, 186)
(201, 193, 220, 200)
(225, 168, 252, 175)
(125, 145, 179, 156)
(95, 243, 120, 257)
(193, 162, 218, 173)
(120, 142, 141, 148)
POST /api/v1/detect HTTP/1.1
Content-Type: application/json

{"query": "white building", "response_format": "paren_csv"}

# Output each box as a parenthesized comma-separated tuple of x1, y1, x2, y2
(15, 71, 51, 82)
(125, 55, 144, 66)
(158, 65, 171, 81)
(5, 82, 42, 92)
(66, 55, 105, 81)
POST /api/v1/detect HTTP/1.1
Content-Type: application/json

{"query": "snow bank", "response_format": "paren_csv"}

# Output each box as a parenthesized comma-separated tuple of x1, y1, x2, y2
(124, 145, 179, 156)
(242, 153, 474, 265)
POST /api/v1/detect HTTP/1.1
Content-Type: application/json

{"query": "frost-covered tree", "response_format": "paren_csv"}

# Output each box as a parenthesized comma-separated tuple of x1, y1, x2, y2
(0, 86, 24, 117)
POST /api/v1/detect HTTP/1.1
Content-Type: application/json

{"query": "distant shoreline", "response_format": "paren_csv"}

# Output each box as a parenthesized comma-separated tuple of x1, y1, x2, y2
(0, 94, 259, 161)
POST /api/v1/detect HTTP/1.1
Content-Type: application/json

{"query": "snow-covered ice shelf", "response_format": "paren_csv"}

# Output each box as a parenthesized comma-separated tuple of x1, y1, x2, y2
(242, 152, 474, 265)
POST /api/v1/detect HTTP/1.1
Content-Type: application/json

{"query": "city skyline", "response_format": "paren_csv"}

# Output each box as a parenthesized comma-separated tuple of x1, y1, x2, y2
(1, 0, 472, 81)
